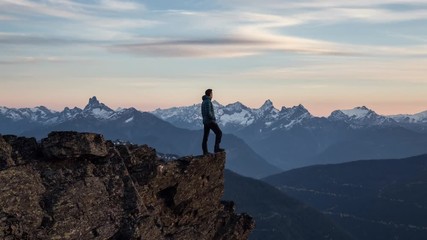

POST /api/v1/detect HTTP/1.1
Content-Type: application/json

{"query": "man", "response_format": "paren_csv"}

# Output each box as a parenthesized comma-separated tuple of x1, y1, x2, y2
(201, 89, 224, 155)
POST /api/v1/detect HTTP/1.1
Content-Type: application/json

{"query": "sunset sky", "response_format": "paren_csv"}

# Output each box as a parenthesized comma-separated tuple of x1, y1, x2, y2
(1, 0, 426, 116)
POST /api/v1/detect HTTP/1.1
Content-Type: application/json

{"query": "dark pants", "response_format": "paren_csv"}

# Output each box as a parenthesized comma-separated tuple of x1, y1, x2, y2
(202, 122, 222, 153)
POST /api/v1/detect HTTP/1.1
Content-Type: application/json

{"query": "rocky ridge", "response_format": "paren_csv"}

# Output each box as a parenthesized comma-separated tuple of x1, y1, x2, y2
(0, 131, 254, 240)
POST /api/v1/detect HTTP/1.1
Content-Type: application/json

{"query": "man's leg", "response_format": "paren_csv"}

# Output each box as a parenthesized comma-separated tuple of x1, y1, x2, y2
(211, 122, 223, 152)
(202, 124, 210, 154)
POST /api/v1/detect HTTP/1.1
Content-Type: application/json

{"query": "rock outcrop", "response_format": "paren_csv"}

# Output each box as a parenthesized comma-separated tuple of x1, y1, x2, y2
(0, 131, 254, 240)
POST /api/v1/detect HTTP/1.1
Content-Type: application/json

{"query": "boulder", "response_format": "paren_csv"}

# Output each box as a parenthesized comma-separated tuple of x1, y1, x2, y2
(41, 131, 108, 159)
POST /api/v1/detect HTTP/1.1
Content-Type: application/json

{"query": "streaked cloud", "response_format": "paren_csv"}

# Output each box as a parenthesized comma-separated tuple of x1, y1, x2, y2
(0, 14, 15, 20)
(0, 0, 153, 29)
(0, 32, 97, 45)
(219, 0, 427, 9)
(214, 0, 427, 29)
(0, 56, 72, 64)
(99, 0, 144, 11)
(0, 0, 145, 19)
(2, 0, 427, 58)
(108, 37, 345, 58)
(109, 32, 427, 58)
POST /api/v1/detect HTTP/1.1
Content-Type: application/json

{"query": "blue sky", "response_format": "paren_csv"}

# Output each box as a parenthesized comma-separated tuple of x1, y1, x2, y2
(0, 0, 426, 116)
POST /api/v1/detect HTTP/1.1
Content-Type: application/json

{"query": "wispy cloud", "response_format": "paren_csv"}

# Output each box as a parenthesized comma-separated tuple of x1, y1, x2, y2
(283, 0, 427, 9)
(214, 0, 427, 27)
(109, 37, 270, 58)
(2, 0, 427, 58)
(218, 0, 427, 9)
(0, 0, 144, 18)
(0, 0, 156, 47)
(0, 14, 15, 20)
(0, 0, 153, 28)
(99, 0, 143, 11)
(109, 28, 427, 58)
(0, 56, 71, 64)
(0, 32, 98, 45)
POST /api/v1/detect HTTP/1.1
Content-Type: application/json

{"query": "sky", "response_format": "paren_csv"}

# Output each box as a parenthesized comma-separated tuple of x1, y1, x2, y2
(0, 0, 426, 116)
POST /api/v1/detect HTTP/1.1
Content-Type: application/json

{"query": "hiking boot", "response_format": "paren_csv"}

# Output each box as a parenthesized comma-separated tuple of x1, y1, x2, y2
(214, 148, 225, 153)
(203, 151, 211, 155)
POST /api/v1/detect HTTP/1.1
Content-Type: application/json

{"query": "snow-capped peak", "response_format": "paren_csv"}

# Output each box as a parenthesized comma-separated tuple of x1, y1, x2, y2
(340, 106, 372, 119)
(83, 96, 114, 119)
(87, 96, 100, 107)
(260, 99, 274, 110)
(0, 106, 7, 114)
(292, 104, 309, 112)
(280, 104, 311, 117)
(329, 106, 395, 126)
(224, 101, 249, 112)
(84, 96, 112, 111)
(389, 110, 427, 123)
(212, 100, 223, 108)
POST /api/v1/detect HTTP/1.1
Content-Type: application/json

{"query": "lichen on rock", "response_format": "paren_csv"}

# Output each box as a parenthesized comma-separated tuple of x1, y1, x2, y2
(0, 131, 254, 240)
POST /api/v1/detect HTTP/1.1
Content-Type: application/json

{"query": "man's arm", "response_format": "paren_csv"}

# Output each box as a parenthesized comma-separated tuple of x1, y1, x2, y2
(208, 102, 215, 121)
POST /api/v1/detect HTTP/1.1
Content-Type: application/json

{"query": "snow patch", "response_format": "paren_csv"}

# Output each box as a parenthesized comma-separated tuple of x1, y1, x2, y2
(45, 116, 59, 125)
(220, 110, 254, 126)
(0, 107, 7, 114)
(7, 111, 23, 120)
(91, 108, 113, 119)
(340, 108, 370, 119)
(125, 117, 134, 123)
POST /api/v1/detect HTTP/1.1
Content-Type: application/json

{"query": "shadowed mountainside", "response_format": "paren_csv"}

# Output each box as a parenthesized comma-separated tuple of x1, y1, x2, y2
(264, 154, 427, 240)
(223, 170, 354, 240)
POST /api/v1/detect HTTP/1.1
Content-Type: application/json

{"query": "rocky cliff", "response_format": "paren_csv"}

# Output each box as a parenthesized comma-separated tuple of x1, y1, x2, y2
(0, 131, 254, 240)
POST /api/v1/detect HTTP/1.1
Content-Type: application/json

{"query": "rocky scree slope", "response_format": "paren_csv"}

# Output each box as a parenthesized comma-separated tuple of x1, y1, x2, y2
(0, 131, 254, 240)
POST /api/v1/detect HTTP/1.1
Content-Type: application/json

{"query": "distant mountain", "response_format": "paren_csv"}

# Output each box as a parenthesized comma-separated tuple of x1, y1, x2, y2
(152, 101, 427, 132)
(389, 110, 427, 133)
(223, 170, 354, 240)
(1, 97, 280, 179)
(263, 154, 427, 240)
(390, 110, 427, 124)
(0, 106, 57, 134)
(329, 106, 396, 127)
(82, 96, 115, 119)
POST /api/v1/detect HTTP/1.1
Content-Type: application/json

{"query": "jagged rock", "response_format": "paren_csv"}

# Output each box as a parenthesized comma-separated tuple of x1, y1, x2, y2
(0, 131, 254, 240)
(3, 135, 39, 166)
(0, 135, 13, 170)
(41, 131, 109, 159)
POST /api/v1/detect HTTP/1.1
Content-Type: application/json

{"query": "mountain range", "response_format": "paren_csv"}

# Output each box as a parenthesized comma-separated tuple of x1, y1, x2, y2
(2, 97, 427, 171)
(263, 154, 427, 240)
(152, 100, 427, 132)
(0, 97, 280, 179)
(4, 98, 426, 134)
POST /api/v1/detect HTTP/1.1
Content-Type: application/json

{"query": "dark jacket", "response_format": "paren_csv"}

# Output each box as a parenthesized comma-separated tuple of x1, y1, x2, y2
(201, 95, 216, 124)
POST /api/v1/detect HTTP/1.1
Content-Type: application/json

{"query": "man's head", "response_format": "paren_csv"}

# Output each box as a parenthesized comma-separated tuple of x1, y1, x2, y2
(205, 89, 213, 99)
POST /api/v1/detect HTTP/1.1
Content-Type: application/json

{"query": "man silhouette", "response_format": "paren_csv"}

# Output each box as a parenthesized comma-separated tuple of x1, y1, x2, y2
(201, 89, 224, 155)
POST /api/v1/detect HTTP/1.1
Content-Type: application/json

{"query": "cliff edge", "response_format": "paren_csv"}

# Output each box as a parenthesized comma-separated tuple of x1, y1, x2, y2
(0, 131, 254, 240)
